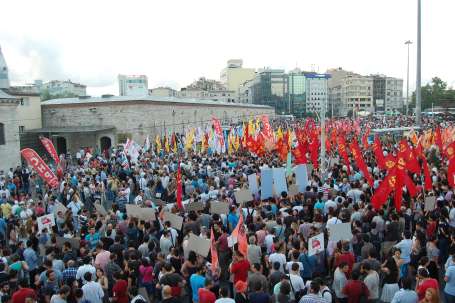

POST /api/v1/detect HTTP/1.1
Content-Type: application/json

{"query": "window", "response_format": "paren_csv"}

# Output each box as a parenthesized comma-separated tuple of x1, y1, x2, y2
(19, 126, 25, 133)
(0, 123, 4, 145)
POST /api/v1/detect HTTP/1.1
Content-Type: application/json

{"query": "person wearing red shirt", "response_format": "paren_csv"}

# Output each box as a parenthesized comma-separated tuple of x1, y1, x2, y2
(198, 279, 216, 303)
(112, 272, 129, 303)
(336, 243, 355, 277)
(342, 271, 369, 303)
(11, 279, 37, 303)
(416, 268, 439, 301)
(230, 251, 250, 284)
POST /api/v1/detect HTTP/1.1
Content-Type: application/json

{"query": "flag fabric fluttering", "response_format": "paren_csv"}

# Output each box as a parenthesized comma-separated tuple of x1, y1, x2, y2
(231, 213, 248, 257)
(210, 228, 218, 275)
(350, 140, 373, 187)
(447, 141, 455, 188)
(176, 161, 183, 210)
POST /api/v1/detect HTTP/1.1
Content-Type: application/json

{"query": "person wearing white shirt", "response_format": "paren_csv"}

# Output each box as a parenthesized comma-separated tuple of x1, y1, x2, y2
(264, 230, 275, 254)
(288, 263, 305, 301)
(215, 286, 235, 303)
(76, 257, 97, 285)
(81, 272, 104, 303)
(269, 248, 287, 273)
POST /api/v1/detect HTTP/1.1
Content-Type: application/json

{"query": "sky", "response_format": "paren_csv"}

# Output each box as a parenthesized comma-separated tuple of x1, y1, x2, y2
(0, 0, 454, 97)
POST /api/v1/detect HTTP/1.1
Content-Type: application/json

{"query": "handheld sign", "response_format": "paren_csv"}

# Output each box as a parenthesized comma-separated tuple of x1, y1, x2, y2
(186, 201, 205, 212)
(163, 212, 184, 230)
(38, 214, 55, 233)
(188, 234, 211, 257)
(272, 167, 288, 194)
(308, 233, 325, 256)
(94, 203, 108, 216)
(210, 202, 230, 215)
(126, 204, 156, 221)
(327, 223, 353, 242)
(260, 168, 273, 200)
(424, 196, 436, 211)
(248, 174, 258, 194)
(234, 189, 253, 204)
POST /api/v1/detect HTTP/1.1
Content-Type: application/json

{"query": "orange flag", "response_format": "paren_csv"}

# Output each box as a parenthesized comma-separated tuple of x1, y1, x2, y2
(231, 214, 248, 257)
(210, 228, 218, 275)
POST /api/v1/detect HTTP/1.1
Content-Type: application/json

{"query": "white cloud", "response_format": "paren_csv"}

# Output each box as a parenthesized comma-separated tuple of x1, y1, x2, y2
(0, 0, 454, 96)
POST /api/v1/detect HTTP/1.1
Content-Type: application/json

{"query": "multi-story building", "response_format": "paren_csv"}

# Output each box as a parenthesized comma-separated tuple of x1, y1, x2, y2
(0, 46, 10, 89)
(327, 68, 374, 116)
(288, 69, 306, 117)
(220, 59, 255, 100)
(39, 80, 87, 97)
(250, 68, 288, 114)
(178, 77, 236, 102)
(149, 87, 177, 97)
(118, 74, 148, 96)
(372, 75, 403, 112)
(304, 72, 330, 115)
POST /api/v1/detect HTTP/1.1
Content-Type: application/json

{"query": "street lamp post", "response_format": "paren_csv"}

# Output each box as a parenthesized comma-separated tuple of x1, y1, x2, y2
(416, 0, 422, 126)
(405, 40, 412, 116)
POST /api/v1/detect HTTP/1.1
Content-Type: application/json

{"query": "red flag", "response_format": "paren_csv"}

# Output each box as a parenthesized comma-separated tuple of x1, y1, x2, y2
(338, 137, 351, 174)
(350, 140, 373, 187)
(176, 162, 183, 210)
(210, 228, 218, 275)
(362, 127, 370, 149)
(212, 117, 224, 146)
(372, 136, 386, 169)
(292, 141, 308, 165)
(398, 139, 420, 175)
(447, 142, 455, 188)
(421, 155, 433, 191)
(309, 131, 319, 170)
(435, 127, 443, 154)
(39, 136, 60, 164)
(261, 115, 273, 139)
(21, 148, 59, 188)
(371, 174, 395, 210)
(276, 138, 288, 162)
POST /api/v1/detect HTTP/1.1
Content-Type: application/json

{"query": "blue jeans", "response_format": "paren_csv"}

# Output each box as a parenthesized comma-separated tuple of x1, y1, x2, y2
(445, 292, 455, 303)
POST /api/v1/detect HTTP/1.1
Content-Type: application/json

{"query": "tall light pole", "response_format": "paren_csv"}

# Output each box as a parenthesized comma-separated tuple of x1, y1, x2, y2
(405, 40, 412, 116)
(320, 76, 327, 176)
(415, 0, 422, 126)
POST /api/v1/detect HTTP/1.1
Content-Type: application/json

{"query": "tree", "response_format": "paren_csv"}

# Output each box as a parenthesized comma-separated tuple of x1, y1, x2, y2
(410, 77, 455, 110)
(40, 89, 79, 101)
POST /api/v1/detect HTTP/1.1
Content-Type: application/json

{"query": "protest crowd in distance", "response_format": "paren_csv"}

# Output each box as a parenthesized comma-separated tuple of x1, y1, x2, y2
(1, 114, 455, 303)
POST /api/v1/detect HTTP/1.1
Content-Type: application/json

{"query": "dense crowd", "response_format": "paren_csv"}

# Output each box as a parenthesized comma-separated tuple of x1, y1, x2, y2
(0, 115, 454, 303)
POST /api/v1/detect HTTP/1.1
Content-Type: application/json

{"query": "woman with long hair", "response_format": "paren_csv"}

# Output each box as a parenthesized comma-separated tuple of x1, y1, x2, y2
(381, 256, 400, 302)
(419, 288, 439, 303)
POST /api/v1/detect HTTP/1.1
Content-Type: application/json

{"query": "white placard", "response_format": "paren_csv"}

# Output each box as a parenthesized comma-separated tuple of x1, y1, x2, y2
(94, 203, 108, 216)
(53, 202, 67, 216)
(188, 234, 211, 257)
(424, 196, 436, 211)
(38, 213, 55, 233)
(234, 189, 253, 204)
(126, 204, 156, 221)
(210, 202, 230, 215)
(308, 233, 325, 256)
(327, 223, 353, 242)
(248, 174, 259, 194)
(163, 212, 184, 230)
(273, 167, 288, 195)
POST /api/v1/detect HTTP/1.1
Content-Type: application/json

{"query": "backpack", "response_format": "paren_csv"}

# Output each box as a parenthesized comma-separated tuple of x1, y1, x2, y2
(289, 277, 305, 302)
(322, 289, 336, 303)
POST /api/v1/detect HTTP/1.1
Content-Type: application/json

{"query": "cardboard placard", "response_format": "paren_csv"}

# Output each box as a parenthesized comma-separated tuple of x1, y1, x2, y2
(210, 202, 230, 215)
(234, 189, 253, 204)
(94, 203, 108, 216)
(53, 202, 67, 216)
(126, 204, 156, 221)
(327, 223, 353, 242)
(163, 212, 184, 230)
(260, 168, 273, 200)
(424, 196, 436, 211)
(188, 234, 211, 257)
(295, 164, 309, 193)
(38, 214, 55, 233)
(308, 233, 325, 256)
(186, 201, 205, 212)
(56, 236, 81, 250)
(248, 174, 259, 194)
(265, 220, 277, 232)
(273, 167, 288, 195)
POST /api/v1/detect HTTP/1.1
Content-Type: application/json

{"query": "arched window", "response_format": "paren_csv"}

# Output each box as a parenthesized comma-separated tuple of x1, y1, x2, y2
(0, 123, 5, 145)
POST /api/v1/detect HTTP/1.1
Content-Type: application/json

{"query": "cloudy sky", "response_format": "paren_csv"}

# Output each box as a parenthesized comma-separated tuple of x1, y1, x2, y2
(0, 0, 454, 96)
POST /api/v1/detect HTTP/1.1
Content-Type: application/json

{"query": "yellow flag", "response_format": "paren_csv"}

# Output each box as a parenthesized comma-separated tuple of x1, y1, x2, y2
(155, 135, 162, 153)
(234, 135, 240, 151)
(164, 135, 170, 153)
(276, 127, 283, 141)
(185, 129, 195, 151)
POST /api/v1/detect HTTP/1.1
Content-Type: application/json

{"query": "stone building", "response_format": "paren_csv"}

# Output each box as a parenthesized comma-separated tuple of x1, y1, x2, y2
(0, 90, 21, 173)
(39, 95, 274, 154)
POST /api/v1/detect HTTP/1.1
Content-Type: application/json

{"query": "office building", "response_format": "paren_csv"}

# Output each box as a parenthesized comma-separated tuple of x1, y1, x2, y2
(220, 59, 255, 100)
(178, 77, 236, 102)
(0, 46, 10, 89)
(288, 69, 306, 117)
(372, 75, 404, 112)
(304, 72, 330, 114)
(250, 68, 288, 114)
(39, 80, 87, 97)
(118, 74, 149, 96)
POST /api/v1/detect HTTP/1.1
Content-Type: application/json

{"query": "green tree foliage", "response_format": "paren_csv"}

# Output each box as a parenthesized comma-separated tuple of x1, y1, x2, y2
(410, 77, 455, 110)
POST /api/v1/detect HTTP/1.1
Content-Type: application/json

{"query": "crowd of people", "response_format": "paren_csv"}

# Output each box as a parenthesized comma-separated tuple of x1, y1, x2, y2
(0, 115, 454, 303)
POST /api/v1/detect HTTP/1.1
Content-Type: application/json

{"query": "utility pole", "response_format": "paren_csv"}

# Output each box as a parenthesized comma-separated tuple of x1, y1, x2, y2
(416, 0, 422, 126)
(320, 78, 327, 175)
(405, 40, 412, 116)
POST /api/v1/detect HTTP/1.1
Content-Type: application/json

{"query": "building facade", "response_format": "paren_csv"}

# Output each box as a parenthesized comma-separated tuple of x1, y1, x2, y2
(220, 59, 255, 101)
(5, 86, 42, 131)
(250, 69, 289, 114)
(39, 95, 274, 154)
(39, 80, 87, 97)
(304, 72, 330, 115)
(0, 90, 21, 173)
(178, 77, 236, 102)
(288, 69, 306, 117)
(118, 75, 149, 96)
(372, 75, 403, 112)
(0, 46, 10, 89)
(149, 87, 177, 97)
(327, 68, 374, 116)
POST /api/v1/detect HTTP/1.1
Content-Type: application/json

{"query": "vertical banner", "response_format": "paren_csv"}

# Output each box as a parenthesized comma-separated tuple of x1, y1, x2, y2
(261, 115, 273, 139)
(295, 164, 309, 192)
(260, 168, 273, 200)
(21, 148, 59, 188)
(248, 173, 258, 194)
(39, 136, 60, 164)
(272, 167, 287, 195)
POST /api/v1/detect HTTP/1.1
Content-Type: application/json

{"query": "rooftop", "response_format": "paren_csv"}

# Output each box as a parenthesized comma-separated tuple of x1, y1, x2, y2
(41, 95, 272, 109)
